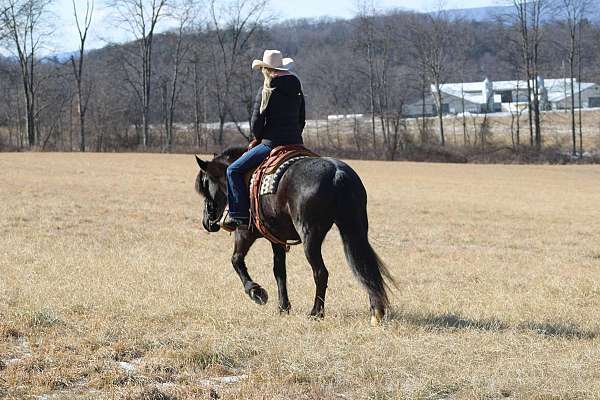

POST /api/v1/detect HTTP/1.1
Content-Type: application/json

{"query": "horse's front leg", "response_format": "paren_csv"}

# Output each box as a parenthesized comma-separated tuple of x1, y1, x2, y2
(231, 229, 268, 305)
(272, 243, 291, 313)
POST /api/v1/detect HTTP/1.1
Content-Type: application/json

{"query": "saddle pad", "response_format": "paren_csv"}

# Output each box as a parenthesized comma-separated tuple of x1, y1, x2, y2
(258, 156, 311, 196)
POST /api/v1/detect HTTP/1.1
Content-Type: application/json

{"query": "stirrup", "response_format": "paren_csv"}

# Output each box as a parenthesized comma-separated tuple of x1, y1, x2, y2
(221, 215, 249, 232)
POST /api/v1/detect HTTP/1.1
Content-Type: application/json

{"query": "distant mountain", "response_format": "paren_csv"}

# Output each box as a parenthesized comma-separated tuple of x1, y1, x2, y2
(46, 51, 78, 62)
(443, 5, 513, 22)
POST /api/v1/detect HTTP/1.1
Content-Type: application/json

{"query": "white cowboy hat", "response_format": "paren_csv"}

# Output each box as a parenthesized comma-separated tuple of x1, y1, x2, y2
(252, 50, 294, 71)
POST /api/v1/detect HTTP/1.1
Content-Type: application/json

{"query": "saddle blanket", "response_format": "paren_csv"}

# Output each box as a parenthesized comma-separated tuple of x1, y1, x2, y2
(257, 156, 312, 195)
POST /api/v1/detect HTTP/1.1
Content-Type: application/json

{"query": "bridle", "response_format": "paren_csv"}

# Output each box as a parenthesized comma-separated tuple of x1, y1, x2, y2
(202, 173, 226, 226)
(204, 200, 221, 225)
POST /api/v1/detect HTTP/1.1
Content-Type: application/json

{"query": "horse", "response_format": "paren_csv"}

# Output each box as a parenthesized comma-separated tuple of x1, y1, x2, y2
(194, 147, 395, 325)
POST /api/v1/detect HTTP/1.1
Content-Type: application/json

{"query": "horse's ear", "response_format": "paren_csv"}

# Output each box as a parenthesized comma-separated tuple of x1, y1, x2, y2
(195, 155, 207, 171)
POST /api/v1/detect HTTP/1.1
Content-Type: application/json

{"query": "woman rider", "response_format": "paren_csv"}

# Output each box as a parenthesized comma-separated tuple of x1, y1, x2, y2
(222, 50, 306, 231)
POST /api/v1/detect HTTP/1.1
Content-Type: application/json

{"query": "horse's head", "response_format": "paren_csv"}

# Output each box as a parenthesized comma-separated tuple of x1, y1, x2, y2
(194, 154, 228, 233)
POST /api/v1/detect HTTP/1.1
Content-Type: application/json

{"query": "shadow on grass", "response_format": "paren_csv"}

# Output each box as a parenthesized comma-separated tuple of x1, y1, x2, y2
(389, 310, 508, 332)
(518, 321, 597, 340)
(387, 310, 597, 340)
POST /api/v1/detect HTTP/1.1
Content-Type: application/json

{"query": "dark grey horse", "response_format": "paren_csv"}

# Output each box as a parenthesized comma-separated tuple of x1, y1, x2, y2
(194, 148, 395, 325)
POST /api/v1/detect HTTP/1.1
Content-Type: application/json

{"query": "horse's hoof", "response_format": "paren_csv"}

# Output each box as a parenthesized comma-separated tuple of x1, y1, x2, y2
(249, 287, 268, 305)
(279, 304, 291, 314)
(308, 309, 324, 319)
(370, 309, 384, 327)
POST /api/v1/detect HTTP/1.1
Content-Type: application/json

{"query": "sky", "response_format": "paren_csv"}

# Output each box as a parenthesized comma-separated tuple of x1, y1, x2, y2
(47, 0, 502, 54)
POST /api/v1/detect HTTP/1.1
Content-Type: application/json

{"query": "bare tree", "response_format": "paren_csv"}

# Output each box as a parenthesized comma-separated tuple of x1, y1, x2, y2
(560, 0, 590, 156)
(460, 82, 468, 145)
(353, 7, 413, 158)
(453, 22, 475, 147)
(70, 0, 93, 152)
(307, 45, 361, 152)
(429, 14, 451, 147)
(0, 0, 53, 147)
(418, 71, 430, 144)
(509, 80, 525, 149)
(160, 0, 197, 152)
(530, 1, 545, 150)
(109, 0, 169, 148)
(189, 45, 209, 150)
(407, 11, 455, 146)
(513, 0, 534, 147)
(512, 0, 548, 150)
(499, 22, 525, 149)
(355, 0, 378, 151)
(38, 70, 73, 150)
(577, 17, 588, 156)
(208, 0, 269, 145)
(231, 32, 266, 143)
(1, 68, 22, 149)
(374, 17, 409, 159)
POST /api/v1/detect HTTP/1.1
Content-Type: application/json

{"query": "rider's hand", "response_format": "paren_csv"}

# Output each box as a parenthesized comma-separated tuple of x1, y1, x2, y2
(248, 139, 258, 150)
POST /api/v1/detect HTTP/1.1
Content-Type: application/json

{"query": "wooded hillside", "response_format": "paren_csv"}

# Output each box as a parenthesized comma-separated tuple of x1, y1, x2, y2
(1, 0, 599, 161)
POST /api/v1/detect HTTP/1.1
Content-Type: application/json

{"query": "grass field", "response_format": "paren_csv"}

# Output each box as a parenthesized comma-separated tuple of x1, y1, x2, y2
(1, 153, 600, 399)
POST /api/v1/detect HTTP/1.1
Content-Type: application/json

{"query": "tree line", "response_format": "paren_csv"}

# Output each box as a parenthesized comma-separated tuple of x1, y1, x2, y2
(1, 0, 599, 160)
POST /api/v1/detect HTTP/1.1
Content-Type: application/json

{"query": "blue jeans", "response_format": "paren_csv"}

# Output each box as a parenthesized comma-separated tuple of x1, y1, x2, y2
(226, 144, 272, 219)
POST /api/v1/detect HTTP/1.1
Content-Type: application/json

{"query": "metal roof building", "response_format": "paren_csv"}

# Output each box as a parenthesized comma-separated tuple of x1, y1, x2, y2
(431, 77, 600, 115)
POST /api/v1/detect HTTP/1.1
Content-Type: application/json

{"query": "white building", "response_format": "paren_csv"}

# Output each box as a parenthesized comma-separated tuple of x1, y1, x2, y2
(403, 77, 600, 117)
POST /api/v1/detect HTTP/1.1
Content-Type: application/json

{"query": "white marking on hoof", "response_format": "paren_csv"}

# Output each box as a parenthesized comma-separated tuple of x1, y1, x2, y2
(370, 310, 384, 326)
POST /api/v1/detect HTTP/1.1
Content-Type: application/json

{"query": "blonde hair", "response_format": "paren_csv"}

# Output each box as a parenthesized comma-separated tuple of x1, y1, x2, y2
(260, 68, 276, 113)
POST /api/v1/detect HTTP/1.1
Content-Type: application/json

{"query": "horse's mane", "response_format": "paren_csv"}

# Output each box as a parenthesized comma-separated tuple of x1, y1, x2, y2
(195, 147, 245, 196)
(214, 146, 247, 165)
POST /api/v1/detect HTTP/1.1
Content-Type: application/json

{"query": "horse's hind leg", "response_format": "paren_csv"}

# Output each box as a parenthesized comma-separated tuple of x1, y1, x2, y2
(271, 243, 291, 313)
(337, 223, 390, 326)
(301, 226, 330, 318)
(232, 230, 268, 305)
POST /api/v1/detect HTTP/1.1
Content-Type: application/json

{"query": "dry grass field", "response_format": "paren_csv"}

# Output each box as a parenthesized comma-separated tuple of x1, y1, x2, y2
(303, 109, 600, 152)
(1, 153, 600, 399)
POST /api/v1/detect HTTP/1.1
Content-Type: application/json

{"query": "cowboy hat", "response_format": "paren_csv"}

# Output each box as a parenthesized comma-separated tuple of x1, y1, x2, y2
(251, 50, 294, 71)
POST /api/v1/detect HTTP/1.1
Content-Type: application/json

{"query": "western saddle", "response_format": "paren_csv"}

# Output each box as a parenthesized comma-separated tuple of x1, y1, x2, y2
(249, 144, 319, 246)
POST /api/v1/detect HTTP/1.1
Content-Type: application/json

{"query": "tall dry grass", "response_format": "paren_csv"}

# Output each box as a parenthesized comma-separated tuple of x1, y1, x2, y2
(303, 109, 600, 155)
(1, 153, 600, 399)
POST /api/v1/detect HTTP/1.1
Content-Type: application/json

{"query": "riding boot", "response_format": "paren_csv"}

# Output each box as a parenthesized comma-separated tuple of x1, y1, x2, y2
(221, 215, 249, 232)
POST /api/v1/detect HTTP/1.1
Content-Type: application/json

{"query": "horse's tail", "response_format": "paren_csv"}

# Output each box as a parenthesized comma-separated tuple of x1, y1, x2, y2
(331, 163, 396, 310)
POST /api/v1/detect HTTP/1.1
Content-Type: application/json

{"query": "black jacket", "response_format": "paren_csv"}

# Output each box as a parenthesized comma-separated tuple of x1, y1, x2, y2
(250, 74, 305, 147)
